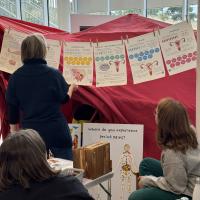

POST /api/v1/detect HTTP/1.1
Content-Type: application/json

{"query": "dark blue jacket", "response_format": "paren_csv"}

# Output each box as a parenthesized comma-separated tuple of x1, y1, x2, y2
(6, 58, 72, 148)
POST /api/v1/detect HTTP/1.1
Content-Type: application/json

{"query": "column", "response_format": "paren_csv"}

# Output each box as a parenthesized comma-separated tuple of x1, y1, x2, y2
(57, 0, 71, 31)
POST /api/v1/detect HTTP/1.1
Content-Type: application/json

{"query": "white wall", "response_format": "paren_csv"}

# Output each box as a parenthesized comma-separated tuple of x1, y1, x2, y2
(70, 14, 120, 33)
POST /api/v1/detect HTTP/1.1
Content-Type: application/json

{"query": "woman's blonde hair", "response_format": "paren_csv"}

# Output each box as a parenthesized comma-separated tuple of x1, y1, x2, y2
(21, 33, 47, 62)
(156, 98, 198, 153)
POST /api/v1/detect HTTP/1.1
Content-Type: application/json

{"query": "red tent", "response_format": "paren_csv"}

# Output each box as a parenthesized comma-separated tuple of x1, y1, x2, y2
(0, 14, 196, 159)
(69, 14, 196, 159)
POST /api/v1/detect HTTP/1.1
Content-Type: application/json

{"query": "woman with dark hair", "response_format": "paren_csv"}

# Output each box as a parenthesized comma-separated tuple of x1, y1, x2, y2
(6, 34, 77, 160)
(0, 129, 94, 200)
(129, 98, 200, 200)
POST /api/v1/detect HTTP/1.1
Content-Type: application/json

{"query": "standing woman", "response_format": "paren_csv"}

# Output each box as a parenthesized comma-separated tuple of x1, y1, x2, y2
(129, 98, 200, 200)
(6, 34, 77, 160)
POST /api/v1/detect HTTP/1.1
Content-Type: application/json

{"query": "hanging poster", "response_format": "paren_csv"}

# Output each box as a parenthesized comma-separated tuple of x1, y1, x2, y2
(94, 40, 127, 87)
(83, 123, 144, 200)
(126, 32, 165, 84)
(0, 29, 27, 74)
(68, 123, 82, 149)
(159, 21, 197, 75)
(46, 39, 61, 69)
(63, 42, 93, 86)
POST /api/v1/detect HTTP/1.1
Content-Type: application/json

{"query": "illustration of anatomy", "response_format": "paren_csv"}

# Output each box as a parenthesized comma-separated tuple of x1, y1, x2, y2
(140, 60, 158, 75)
(72, 134, 78, 149)
(71, 69, 85, 82)
(169, 38, 185, 51)
(109, 59, 125, 72)
(119, 144, 138, 200)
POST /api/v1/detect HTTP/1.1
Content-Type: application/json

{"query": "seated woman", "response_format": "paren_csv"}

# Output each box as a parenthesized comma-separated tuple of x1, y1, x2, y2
(0, 129, 94, 200)
(129, 98, 200, 200)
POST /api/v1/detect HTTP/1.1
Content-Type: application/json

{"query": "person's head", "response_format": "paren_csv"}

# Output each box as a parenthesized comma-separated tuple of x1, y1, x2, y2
(0, 129, 58, 191)
(124, 144, 130, 152)
(21, 33, 47, 63)
(74, 135, 78, 140)
(155, 98, 198, 153)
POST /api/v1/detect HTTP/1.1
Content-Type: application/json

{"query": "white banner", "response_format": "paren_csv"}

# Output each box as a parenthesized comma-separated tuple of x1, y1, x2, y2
(0, 29, 27, 73)
(46, 39, 61, 69)
(94, 41, 127, 87)
(83, 123, 144, 200)
(63, 42, 93, 86)
(68, 123, 82, 149)
(159, 21, 197, 75)
(126, 32, 165, 84)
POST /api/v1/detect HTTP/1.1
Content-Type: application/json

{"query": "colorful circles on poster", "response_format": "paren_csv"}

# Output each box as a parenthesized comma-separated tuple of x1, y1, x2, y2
(115, 55, 120, 59)
(105, 56, 110, 60)
(129, 55, 134, 59)
(64, 56, 92, 65)
(143, 56, 148, 60)
(148, 54, 153, 59)
(139, 52, 144, 56)
(110, 55, 115, 60)
(95, 54, 125, 62)
(128, 47, 160, 61)
(166, 51, 197, 68)
(100, 57, 104, 61)
(150, 49, 154, 54)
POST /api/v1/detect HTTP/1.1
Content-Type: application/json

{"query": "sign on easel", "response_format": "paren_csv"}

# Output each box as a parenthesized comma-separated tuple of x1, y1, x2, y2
(83, 123, 144, 200)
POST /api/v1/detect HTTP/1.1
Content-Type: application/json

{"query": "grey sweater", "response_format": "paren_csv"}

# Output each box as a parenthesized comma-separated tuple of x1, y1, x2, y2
(141, 146, 200, 196)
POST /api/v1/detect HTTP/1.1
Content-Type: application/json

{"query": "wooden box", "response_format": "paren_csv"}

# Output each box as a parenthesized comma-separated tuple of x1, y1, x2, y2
(73, 141, 112, 179)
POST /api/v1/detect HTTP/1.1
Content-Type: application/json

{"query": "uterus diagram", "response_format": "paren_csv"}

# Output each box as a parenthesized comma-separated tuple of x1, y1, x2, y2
(109, 59, 125, 72)
(169, 38, 185, 51)
(140, 60, 158, 76)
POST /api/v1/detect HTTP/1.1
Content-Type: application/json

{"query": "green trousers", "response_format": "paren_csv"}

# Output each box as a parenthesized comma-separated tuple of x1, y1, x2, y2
(128, 158, 192, 200)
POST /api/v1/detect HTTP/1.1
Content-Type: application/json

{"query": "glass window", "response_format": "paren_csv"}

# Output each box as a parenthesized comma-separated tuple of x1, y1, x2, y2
(111, 9, 143, 16)
(189, 0, 197, 29)
(77, 0, 107, 14)
(147, 0, 184, 24)
(21, 0, 45, 25)
(48, 0, 58, 28)
(0, 0, 18, 18)
(110, 0, 144, 16)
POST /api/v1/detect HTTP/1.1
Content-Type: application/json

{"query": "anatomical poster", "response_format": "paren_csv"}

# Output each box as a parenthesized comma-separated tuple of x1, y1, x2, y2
(83, 123, 144, 200)
(159, 21, 197, 75)
(46, 39, 61, 69)
(94, 40, 127, 87)
(0, 29, 27, 74)
(63, 42, 93, 86)
(126, 32, 165, 84)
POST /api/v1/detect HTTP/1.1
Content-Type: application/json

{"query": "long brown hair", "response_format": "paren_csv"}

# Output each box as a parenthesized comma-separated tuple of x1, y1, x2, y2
(156, 98, 198, 153)
(0, 129, 58, 191)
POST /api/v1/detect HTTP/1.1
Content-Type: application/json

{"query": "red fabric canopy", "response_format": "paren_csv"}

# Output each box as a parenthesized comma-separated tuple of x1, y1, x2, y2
(69, 14, 196, 159)
(0, 15, 196, 159)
